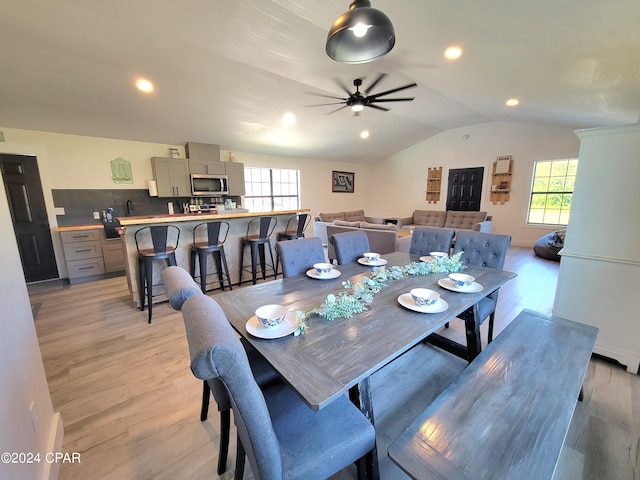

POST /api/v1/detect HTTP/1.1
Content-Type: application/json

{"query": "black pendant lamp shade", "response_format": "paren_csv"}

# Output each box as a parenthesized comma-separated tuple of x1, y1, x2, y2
(326, 0, 395, 64)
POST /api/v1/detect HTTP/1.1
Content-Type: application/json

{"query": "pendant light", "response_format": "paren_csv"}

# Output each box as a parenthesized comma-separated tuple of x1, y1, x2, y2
(326, 0, 395, 64)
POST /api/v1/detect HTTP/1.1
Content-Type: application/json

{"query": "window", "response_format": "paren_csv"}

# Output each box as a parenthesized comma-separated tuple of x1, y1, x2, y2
(244, 167, 300, 212)
(527, 159, 578, 225)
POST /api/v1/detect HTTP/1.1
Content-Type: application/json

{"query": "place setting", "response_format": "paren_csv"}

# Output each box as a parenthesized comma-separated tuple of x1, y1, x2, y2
(398, 288, 448, 314)
(419, 251, 449, 263)
(438, 273, 484, 293)
(306, 262, 341, 280)
(246, 304, 299, 339)
(358, 252, 388, 267)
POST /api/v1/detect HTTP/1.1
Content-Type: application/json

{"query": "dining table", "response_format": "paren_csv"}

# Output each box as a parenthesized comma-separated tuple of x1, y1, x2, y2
(211, 250, 517, 480)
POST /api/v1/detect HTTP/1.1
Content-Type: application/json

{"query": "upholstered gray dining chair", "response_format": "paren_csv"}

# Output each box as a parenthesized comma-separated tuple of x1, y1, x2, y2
(330, 230, 371, 265)
(161, 266, 280, 475)
(181, 293, 376, 480)
(409, 226, 456, 256)
(450, 231, 512, 346)
(275, 236, 326, 278)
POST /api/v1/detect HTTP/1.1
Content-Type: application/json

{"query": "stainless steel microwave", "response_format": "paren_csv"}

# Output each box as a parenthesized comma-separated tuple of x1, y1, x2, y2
(190, 174, 229, 196)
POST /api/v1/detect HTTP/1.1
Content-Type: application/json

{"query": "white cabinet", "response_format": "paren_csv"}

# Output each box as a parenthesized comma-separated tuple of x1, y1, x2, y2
(553, 124, 640, 374)
(151, 157, 190, 197)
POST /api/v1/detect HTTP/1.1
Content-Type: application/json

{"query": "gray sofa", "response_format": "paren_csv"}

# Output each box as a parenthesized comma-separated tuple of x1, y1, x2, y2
(325, 222, 411, 262)
(396, 210, 492, 233)
(313, 209, 384, 246)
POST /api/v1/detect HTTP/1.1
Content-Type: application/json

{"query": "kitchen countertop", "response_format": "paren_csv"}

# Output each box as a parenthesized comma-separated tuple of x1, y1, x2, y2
(55, 209, 310, 230)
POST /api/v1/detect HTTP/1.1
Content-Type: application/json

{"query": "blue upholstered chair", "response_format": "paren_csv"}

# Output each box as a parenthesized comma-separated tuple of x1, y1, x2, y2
(161, 266, 280, 475)
(451, 231, 512, 345)
(275, 237, 326, 278)
(329, 230, 371, 265)
(409, 226, 455, 256)
(181, 294, 376, 480)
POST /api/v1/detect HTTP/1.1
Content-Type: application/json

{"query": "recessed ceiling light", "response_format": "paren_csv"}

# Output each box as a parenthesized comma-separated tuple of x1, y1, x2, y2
(360, 130, 370, 139)
(506, 98, 520, 107)
(283, 112, 296, 126)
(444, 46, 462, 60)
(136, 78, 154, 93)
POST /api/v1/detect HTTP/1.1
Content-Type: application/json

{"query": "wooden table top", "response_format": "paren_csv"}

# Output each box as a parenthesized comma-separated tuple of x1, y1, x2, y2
(212, 251, 517, 411)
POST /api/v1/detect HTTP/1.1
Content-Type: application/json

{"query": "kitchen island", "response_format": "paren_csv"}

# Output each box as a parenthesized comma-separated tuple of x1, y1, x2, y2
(118, 209, 310, 308)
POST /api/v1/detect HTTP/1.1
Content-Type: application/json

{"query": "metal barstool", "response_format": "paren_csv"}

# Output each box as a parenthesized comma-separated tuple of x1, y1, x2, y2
(275, 213, 310, 277)
(135, 225, 180, 323)
(238, 216, 277, 285)
(189, 221, 232, 293)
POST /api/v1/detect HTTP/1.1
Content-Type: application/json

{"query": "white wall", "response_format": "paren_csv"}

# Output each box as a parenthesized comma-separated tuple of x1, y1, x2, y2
(0, 180, 62, 480)
(370, 122, 581, 247)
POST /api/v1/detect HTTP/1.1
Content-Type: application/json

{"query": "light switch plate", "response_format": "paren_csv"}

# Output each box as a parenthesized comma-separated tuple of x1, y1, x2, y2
(93, 211, 100, 220)
(54, 207, 65, 215)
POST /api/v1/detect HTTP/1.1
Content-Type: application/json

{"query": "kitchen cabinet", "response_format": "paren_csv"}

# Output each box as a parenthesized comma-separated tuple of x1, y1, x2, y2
(151, 157, 190, 197)
(102, 237, 125, 273)
(188, 159, 226, 175)
(60, 229, 105, 283)
(225, 162, 245, 195)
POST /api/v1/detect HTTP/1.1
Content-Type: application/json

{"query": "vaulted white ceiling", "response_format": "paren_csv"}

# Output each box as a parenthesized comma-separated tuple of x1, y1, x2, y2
(1, 0, 639, 163)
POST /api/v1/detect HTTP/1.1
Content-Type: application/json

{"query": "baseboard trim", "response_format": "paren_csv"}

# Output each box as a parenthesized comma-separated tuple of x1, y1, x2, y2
(42, 412, 64, 480)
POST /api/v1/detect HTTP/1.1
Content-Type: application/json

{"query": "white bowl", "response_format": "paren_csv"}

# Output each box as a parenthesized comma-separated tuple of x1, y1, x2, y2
(429, 251, 448, 259)
(255, 304, 288, 327)
(313, 263, 333, 276)
(363, 252, 381, 263)
(448, 273, 475, 288)
(410, 288, 440, 307)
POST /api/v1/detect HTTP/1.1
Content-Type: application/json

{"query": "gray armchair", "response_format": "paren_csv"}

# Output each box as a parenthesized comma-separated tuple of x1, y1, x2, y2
(329, 230, 371, 265)
(181, 294, 376, 480)
(275, 237, 325, 278)
(409, 226, 456, 256)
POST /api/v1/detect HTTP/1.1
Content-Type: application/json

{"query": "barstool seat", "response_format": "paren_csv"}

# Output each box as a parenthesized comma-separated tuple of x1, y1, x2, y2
(135, 225, 180, 324)
(239, 216, 277, 286)
(189, 221, 232, 293)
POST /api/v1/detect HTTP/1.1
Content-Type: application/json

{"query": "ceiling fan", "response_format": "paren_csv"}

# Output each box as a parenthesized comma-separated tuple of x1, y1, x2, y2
(306, 73, 417, 115)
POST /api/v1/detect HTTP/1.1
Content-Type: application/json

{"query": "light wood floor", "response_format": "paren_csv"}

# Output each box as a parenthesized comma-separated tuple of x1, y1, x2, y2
(31, 247, 640, 480)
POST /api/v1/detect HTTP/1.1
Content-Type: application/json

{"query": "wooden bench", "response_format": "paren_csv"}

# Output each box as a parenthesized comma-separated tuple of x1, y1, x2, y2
(388, 309, 598, 480)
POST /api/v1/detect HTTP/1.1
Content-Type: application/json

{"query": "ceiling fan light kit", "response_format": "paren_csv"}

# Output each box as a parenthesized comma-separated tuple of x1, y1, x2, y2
(326, 0, 395, 64)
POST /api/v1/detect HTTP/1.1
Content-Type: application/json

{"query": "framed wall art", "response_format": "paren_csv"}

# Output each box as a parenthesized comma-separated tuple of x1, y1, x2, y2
(332, 171, 355, 193)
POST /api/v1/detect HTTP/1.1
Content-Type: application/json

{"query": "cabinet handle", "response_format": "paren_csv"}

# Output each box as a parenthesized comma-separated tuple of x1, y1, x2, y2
(75, 249, 92, 253)
(72, 234, 90, 239)
(79, 266, 95, 271)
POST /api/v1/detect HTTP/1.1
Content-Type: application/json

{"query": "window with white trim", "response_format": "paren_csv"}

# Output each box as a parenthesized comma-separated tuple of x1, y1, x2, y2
(527, 158, 578, 225)
(243, 167, 300, 212)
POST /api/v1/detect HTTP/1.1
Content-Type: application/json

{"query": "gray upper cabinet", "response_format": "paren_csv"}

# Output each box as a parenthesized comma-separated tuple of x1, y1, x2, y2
(188, 159, 226, 175)
(151, 157, 191, 197)
(225, 162, 245, 196)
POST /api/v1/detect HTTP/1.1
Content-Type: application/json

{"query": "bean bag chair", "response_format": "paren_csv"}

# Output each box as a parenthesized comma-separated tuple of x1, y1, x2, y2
(533, 230, 565, 262)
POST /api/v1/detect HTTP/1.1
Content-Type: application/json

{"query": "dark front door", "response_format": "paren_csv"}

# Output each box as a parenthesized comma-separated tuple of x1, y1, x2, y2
(446, 167, 484, 211)
(1, 154, 59, 282)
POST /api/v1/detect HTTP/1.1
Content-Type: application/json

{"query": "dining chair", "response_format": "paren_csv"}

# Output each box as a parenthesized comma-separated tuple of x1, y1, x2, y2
(181, 293, 376, 480)
(409, 226, 456, 256)
(161, 266, 280, 475)
(189, 221, 232, 293)
(449, 231, 512, 349)
(275, 236, 326, 278)
(330, 230, 370, 265)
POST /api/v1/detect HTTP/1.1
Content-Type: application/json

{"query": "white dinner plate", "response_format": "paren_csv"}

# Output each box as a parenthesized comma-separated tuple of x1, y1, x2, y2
(358, 258, 388, 267)
(306, 268, 341, 280)
(419, 256, 433, 262)
(397, 293, 448, 313)
(246, 311, 298, 339)
(437, 278, 484, 293)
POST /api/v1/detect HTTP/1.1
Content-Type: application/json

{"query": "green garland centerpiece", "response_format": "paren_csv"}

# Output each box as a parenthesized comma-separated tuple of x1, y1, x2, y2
(294, 252, 465, 335)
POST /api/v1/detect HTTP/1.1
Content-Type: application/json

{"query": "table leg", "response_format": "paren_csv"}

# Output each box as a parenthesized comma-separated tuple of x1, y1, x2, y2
(349, 378, 380, 480)
(464, 303, 483, 362)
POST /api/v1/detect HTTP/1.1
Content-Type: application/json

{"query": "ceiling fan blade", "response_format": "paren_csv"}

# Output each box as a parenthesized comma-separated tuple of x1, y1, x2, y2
(368, 82, 418, 100)
(370, 97, 415, 103)
(304, 101, 347, 107)
(364, 73, 387, 96)
(306, 92, 347, 101)
(366, 104, 390, 112)
(332, 77, 353, 96)
(326, 105, 349, 115)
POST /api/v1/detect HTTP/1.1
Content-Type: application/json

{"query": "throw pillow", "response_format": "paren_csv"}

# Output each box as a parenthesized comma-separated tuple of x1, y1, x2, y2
(360, 222, 397, 231)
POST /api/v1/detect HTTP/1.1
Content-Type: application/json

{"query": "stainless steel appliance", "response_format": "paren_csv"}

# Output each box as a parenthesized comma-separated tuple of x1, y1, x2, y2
(191, 174, 228, 196)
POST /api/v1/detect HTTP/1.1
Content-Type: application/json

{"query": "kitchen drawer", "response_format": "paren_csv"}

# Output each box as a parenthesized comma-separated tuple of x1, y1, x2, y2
(63, 240, 102, 261)
(60, 229, 102, 243)
(67, 258, 105, 279)
(102, 241, 125, 273)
